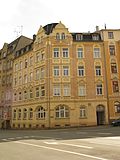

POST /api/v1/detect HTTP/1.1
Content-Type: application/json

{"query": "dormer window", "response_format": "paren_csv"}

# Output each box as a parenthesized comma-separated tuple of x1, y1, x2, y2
(61, 33, 65, 39)
(92, 35, 99, 40)
(56, 33, 60, 40)
(76, 34, 83, 41)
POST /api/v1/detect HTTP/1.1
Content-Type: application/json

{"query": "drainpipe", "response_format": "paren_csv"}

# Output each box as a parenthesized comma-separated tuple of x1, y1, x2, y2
(102, 36, 110, 124)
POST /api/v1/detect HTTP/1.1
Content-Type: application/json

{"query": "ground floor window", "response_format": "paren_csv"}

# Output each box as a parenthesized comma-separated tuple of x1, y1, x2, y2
(55, 105, 69, 118)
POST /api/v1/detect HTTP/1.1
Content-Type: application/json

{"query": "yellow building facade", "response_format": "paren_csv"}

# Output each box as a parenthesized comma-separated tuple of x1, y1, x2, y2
(11, 22, 109, 129)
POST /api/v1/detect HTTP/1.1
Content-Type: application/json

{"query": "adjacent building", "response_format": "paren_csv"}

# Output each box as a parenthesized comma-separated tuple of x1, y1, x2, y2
(0, 22, 120, 129)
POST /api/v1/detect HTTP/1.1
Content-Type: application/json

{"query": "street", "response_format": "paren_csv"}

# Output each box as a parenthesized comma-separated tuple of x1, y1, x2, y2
(0, 126, 120, 160)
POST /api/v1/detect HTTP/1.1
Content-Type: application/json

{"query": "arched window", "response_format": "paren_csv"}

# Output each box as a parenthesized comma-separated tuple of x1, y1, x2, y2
(61, 33, 65, 39)
(36, 107, 45, 119)
(29, 108, 33, 120)
(14, 93, 17, 101)
(55, 105, 69, 118)
(13, 109, 16, 119)
(56, 33, 60, 40)
(18, 109, 21, 120)
(23, 108, 27, 119)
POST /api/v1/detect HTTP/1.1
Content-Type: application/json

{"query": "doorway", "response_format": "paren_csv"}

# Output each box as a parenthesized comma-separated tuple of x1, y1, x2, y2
(96, 105, 105, 125)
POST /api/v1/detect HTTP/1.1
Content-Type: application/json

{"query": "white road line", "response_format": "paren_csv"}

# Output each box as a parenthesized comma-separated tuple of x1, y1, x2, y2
(98, 133, 112, 135)
(15, 141, 108, 160)
(60, 142, 93, 149)
(2, 139, 9, 141)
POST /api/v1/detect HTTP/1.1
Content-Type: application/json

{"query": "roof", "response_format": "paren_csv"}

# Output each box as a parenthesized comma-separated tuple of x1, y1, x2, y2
(71, 32, 102, 42)
(43, 23, 58, 35)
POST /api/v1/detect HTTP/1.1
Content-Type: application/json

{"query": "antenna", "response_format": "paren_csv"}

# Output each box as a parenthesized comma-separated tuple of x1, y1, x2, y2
(14, 25, 23, 38)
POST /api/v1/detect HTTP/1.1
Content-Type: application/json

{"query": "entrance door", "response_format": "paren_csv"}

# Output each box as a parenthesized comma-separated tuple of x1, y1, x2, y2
(96, 105, 105, 125)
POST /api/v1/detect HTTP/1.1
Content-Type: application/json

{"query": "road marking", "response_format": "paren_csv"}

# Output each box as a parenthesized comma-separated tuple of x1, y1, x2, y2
(44, 141, 58, 145)
(2, 139, 9, 141)
(98, 133, 112, 135)
(60, 142, 93, 149)
(15, 141, 108, 160)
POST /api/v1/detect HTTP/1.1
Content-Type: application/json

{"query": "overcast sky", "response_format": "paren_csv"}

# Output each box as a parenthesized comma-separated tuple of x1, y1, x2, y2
(0, 0, 120, 48)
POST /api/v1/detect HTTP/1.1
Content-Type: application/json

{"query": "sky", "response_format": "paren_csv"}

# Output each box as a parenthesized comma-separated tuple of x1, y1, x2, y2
(0, 0, 120, 48)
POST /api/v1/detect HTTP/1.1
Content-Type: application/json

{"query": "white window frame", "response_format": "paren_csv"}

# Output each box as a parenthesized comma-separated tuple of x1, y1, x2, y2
(96, 84, 103, 95)
(94, 48, 101, 58)
(79, 85, 86, 96)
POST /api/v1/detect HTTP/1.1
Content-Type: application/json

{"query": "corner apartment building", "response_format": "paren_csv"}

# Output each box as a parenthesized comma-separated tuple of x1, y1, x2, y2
(11, 22, 109, 129)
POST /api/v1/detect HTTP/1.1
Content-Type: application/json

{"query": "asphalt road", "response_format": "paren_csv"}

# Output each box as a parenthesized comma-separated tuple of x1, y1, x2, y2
(0, 126, 120, 160)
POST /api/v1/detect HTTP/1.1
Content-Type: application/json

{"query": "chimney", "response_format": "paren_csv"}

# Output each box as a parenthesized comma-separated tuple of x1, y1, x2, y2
(96, 26, 99, 32)
(33, 34, 36, 41)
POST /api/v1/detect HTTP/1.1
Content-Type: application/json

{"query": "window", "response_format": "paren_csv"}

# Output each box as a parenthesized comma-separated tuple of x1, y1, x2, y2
(109, 45, 115, 56)
(114, 102, 120, 113)
(41, 86, 45, 96)
(14, 77, 17, 86)
(24, 74, 27, 83)
(19, 92, 22, 100)
(29, 108, 33, 119)
(36, 107, 45, 119)
(62, 48, 69, 58)
(13, 109, 16, 119)
(18, 109, 21, 120)
(61, 33, 65, 39)
(63, 85, 70, 96)
(13, 93, 17, 101)
(92, 35, 99, 40)
(53, 48, 59, 58)
(36, 69, 40, 80)
(77, 48, 83, 58)
(41, 53, 45, 60)
(94, 48, 100, 58)
(108, 32, 114, 39)
(29, 89, 33, 98)
(30, 56, 33, 66)
(36, 87, 39, 97)
(78, 66, 84, 76)
(30, 72, 33, 81)
(95, 66, 101, 76)
(111, 63, 117, 73)
(96, 84, 102, 95)
(15, 63, 18, 71)
(53, 85, 60, 96)
(112, 81, 119, 93)
(56, 33, 60, 40)
(80, 107, 86, 118)
(54, 66, 59, 76)
(24, 91, 27, 99)
(19, 61, 22, 70)
(25, 59, 28, 68)
(79, 85, 86, 96)
(36, 52, 40, 62)
(76, 34, 83, 41)
(23, 108, 27, 119)
(63, 66, 69, 76)
(56, 105, 69, 118)
(40, 67, 45, 78)
(19, 76, 22, 85)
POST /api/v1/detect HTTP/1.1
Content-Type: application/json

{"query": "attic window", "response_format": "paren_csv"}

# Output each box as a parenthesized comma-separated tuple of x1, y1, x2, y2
(92, 35, 99, 40)
(61, 33, 65, 39)
(76, 34, 83, 41)
(56, 33, 60, 40)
